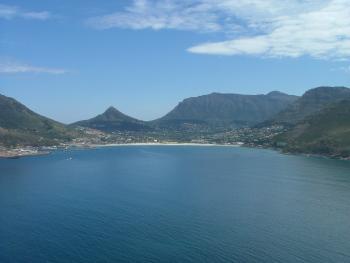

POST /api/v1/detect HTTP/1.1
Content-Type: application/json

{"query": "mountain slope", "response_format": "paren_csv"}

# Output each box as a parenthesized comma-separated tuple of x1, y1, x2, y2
(155, 91, 298, 128)
(273, 99, 350, 157)
(72, 106, 150, 132)
(270, 86, 350, 125)
(0, 94, 75, 146)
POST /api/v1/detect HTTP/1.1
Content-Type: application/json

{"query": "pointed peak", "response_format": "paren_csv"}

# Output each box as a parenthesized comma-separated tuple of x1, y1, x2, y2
(104, 106, 119, 114)
(101, 106, 126, 120)
(106, 106, 116, 111)
(99, 106, 138, 122)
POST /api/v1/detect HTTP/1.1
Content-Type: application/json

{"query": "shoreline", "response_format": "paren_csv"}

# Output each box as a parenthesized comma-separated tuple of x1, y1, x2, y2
(0, 150, 50, 159)
(0, 142, 242, 159)
(86, 142, 243, 148)
(1, 143, 349, 161)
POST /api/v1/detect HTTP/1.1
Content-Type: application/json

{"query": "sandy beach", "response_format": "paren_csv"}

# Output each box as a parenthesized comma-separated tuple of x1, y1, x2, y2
(84, 142, 243, 148)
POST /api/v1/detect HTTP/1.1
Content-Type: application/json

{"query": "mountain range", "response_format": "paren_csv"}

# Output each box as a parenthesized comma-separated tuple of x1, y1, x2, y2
(73, 91, 299, 132)
(1, 86, 350, 158)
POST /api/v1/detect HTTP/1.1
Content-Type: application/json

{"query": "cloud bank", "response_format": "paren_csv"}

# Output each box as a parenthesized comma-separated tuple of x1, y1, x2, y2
(0, 61, 67, 74)
(88, 0, 350, 59)
(0, 4, 51, 20)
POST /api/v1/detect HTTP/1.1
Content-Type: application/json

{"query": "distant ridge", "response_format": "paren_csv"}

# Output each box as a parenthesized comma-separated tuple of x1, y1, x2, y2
(153, 91, 299, 128)
(72, 106, 150, 132)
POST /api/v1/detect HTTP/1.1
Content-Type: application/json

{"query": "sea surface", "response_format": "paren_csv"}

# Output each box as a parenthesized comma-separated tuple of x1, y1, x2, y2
(1, 146, 350, 263)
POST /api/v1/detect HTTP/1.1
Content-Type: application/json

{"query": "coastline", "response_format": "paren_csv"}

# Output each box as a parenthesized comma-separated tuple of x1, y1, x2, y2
(87, 142, 242, 148)
(0, 149, 50, 159)
(261, 145, 350, 161)
(1, 143, 349, 161)
(0, 142, 242, 159)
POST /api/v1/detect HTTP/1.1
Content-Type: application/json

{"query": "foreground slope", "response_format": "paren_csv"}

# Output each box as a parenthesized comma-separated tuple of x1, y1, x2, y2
(72, 106, 150, 132)
(0, 94, 75, 147)
(154, 91, 298, 128)
(270, 86, 350, 125)
(274, 99, 350, 157)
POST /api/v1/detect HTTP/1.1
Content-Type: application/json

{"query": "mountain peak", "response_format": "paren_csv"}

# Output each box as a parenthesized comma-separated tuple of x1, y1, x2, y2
(267, 91, 287, 96)
(104, 106, 120, 114)
(72, 106, 148, 132)
(106, 106, 116, 111)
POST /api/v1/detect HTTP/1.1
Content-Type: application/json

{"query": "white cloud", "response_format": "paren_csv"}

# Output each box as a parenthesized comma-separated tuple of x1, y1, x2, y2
(189, 0, 350, 59)
(87, 0, 222, 32)
(0, 4, 51, 20)
(88, 0, 350, 59)
(87, 0, 322, 32)
(0, 61, 67, 74)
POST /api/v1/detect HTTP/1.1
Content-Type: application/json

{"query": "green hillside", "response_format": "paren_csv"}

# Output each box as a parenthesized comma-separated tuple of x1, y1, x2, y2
(274, 99, 350, 157)
(72, 106, 151, 132)
(270, 86, 350, 125)
(0, 94, 76, 147)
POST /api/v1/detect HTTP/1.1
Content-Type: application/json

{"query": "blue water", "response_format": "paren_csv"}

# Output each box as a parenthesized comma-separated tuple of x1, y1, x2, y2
(1, 146, 350, 263)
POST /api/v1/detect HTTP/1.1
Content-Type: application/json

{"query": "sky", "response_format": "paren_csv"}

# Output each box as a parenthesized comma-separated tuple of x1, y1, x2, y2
(1, 0, 350, 123)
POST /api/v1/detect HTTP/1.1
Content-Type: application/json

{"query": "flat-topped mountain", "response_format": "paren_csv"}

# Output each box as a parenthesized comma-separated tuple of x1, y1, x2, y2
(0, 94, 74, 146)
(274, 99, 350, 157)
(72, 106, 150, 132)
(270, 86, 350, 125)
(154, 91, 298, 128)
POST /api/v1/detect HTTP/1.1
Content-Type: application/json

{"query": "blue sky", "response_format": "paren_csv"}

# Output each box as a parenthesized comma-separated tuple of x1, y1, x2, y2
(1, 0, 350, 123)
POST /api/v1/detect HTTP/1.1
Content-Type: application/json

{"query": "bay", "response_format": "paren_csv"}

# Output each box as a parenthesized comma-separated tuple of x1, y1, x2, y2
(1, 146, 350, 263)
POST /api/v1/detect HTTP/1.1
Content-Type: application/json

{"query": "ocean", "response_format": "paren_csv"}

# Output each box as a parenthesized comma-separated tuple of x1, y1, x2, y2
(1, 146, 350, 262)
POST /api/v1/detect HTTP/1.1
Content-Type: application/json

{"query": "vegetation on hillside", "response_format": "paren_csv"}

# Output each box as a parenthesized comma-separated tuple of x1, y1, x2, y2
(0, 94, 76, 147)
(270, 86, 350, 125)
(155, 91, 298, 128)
(273, 99, 350, 157)
(72, 106, 151, 132)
